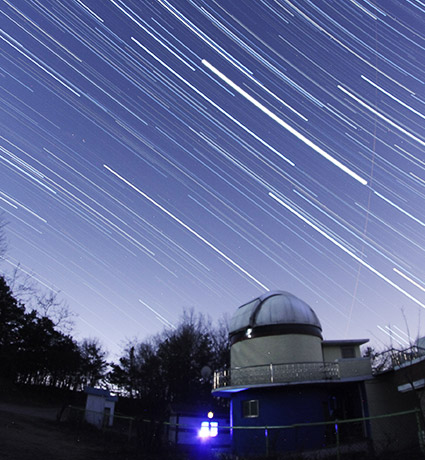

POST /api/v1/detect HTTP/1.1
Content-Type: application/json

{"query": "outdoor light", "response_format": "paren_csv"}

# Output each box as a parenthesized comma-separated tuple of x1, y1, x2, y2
(207, 411, 214, 419)
(246, 328, 252, 338)
(198, 420, 218, 438)
(210, 422, 218, 437)
(199, 421, 210, 438)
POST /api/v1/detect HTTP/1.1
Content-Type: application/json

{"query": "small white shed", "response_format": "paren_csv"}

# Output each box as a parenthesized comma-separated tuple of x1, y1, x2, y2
(84, 386, 118, 428)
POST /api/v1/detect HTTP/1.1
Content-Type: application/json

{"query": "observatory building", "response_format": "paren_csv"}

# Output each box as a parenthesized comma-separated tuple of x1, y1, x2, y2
(213, 291, 372, 456)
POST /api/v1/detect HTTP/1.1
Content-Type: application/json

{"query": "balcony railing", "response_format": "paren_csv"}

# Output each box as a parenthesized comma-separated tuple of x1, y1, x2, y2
(371, 345, 425, 374)
(213, 360, 371, 390)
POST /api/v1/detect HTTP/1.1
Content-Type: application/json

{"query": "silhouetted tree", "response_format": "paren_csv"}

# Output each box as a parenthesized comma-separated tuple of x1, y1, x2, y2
(211, 314, 230, 370)
(109, 343, 141, 399)
(109, 310, 230, 409)
(15, 311, 81, 389)
(47, 331, 81, 389)
(157, 310, 214, 404)
(5, 264, 75, 334)
(0, 275, 26, 382)
(0, 274, 96, 390)
(78, 338, 108, 388)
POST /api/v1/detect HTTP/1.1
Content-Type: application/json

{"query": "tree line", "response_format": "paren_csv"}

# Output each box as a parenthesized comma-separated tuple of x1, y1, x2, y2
(109, 310, 229, 414)
(0, 274, 107, 390)
(0, 272, 229, 409)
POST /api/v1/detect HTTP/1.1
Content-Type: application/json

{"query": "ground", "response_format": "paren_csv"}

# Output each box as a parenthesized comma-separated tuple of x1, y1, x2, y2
(1, 398, 422, 460)
(0, 400, 213, 460)
(0, 401, 130, 460)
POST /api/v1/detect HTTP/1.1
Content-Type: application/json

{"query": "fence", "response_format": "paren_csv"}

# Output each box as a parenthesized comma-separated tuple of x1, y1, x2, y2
(64, 405, 424, 459)
(230, 408, 424, 459)
(66, 405, 137, 440)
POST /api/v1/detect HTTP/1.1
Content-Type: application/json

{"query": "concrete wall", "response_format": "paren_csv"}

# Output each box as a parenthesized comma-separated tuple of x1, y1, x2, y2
(231, 334, 323, 368)
(365, 372, 419, 454)
(338, 358, 372, 379)
(322, 344, 362, 361)
(323, 345, 341, 362)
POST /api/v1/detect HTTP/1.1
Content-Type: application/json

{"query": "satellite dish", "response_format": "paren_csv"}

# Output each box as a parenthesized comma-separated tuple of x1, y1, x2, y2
(201, 365, 212, 380)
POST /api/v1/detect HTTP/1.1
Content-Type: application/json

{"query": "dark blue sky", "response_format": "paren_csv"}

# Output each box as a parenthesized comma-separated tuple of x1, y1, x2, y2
(1, 0, 424, 355)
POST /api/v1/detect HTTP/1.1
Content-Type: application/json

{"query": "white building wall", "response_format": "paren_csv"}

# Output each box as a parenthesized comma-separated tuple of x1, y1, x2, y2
(85, 395, 105, 428)
(231, 334, 323, 368)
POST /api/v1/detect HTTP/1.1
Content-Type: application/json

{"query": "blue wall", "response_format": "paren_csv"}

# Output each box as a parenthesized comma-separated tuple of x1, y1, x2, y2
(230, 383, 366, 456)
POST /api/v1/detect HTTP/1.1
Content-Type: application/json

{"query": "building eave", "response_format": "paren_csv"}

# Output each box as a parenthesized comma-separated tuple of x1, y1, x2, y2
(212, 375, 373, 397)
(322, 339, 369, 346)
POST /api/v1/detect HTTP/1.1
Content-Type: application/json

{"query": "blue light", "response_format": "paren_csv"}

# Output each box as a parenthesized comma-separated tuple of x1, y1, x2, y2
(199, 421, 210, 438)
(210, 422, 218, 437)
(198, 421, 218, 438)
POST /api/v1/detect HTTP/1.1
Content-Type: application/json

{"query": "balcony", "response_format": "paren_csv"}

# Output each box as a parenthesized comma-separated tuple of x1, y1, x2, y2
(213, 359, 371, 390)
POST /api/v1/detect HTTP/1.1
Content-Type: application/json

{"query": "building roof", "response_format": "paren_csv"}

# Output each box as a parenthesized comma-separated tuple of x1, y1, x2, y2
(322, 339, 369, 346)
(84, 386, 118, 402)
(229, 291, 322, 340)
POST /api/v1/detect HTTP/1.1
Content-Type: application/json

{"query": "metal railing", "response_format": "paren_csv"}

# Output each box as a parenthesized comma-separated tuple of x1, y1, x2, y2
(214, 361, 341, 389)
(372, 345, 425, 374)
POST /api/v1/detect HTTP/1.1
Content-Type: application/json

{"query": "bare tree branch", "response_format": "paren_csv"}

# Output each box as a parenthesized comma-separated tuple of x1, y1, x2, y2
(36, 290, 76, 334)
(4, 263, 75, 334)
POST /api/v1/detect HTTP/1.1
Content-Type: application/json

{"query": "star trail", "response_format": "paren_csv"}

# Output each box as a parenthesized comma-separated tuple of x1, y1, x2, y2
(1, 0, 424, 354)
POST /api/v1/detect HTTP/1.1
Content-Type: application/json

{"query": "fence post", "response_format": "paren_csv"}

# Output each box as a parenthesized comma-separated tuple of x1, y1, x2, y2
(265, 427, 269, 457)
(415, 409, 425, 455)
(128, 418, 133, 441)
(335, 421, 340, 460)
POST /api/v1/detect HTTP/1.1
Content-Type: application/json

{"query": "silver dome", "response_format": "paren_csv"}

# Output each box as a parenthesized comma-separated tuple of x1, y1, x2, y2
(229, 291, 322, 336)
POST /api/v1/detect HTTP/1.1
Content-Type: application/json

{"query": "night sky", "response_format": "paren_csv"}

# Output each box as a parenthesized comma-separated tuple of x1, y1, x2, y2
(1, 0, 424, 356)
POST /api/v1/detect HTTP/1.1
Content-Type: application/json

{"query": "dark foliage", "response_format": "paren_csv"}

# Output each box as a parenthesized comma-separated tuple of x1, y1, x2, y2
(0, 275, 107, 390)
(109, 310, 230, 413)
(0, 275, 26, 380)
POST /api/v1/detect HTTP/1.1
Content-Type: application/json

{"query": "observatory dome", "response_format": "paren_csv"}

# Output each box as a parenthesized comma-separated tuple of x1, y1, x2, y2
(229, 291, 322, 344)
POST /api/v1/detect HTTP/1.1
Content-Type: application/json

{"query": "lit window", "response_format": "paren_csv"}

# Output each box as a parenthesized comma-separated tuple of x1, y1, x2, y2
(199, 421, 218, 438)
(242, 400, 259, 418)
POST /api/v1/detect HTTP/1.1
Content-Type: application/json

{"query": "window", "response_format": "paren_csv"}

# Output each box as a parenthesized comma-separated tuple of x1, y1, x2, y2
(341, 346, 355, 359)
(242, 399, 259, 418)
